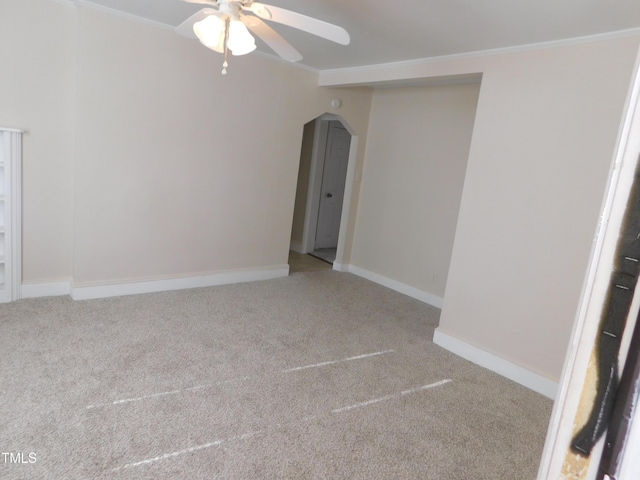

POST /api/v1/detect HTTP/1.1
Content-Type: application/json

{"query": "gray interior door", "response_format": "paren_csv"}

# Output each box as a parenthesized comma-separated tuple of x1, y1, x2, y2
(314, 121, 351, 250)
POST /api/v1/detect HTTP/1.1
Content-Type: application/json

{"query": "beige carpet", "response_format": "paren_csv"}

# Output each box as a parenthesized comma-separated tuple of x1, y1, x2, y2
(0, 271, 552, 479)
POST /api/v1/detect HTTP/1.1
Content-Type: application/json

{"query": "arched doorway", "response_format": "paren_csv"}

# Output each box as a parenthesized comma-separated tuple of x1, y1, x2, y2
(289, 113, 358, 271)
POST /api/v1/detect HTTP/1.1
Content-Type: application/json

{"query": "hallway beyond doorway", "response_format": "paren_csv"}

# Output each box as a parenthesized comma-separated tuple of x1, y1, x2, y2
(309, 248, 337, 264)
(288, 250, 332, 273)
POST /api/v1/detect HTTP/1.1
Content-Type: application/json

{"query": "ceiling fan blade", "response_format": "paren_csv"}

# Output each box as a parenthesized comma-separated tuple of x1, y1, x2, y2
(241, 16, 303, 62)
(183, 0, 218, 6)
(175, 8, 218, 40)
(247, 3, 350, 45)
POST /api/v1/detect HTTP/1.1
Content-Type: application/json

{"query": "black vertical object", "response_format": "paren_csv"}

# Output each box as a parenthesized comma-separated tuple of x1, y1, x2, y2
(571, 160, 640, 456)
(597, 307, 640, 478)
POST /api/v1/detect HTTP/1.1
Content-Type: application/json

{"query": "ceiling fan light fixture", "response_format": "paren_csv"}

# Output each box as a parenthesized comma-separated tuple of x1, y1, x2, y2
(176, 0, 349, 73)
(193, 15, 225, 53)
(227, 20, 256, 56)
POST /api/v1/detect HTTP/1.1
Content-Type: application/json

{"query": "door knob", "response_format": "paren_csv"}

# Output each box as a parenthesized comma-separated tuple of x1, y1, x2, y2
(326, 193, 333, 198)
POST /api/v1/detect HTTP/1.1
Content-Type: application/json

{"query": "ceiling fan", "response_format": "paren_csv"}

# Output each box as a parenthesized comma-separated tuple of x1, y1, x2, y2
(176, 0, 350, 74)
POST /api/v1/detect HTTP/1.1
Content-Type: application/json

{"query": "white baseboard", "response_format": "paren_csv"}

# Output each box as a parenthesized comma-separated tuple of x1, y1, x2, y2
(21, 281, 72, 299)
(332, 261, 348, 272)
(19, 267, 290, 301)
(70, 265, 290, 300)
(433, 329, 558, 400)
(344, 264, 444, 309)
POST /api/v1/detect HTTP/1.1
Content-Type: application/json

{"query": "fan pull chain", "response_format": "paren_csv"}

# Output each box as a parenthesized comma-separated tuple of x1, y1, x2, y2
(222, 17, 230, 75)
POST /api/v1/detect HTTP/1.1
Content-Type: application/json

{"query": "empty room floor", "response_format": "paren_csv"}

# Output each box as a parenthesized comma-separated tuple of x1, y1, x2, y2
(288, 250, 333, 273)
(0, 271, 552, 479)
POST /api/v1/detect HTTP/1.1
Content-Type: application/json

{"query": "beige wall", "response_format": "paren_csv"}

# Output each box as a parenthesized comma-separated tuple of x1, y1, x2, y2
(322, 36, 640, 382)
(0, 0, 76, 283)
(3, 0, 372, 287)
(351, 83, 480, 299)
(439, 38, 640, 381)
(6, 0, 639, 386)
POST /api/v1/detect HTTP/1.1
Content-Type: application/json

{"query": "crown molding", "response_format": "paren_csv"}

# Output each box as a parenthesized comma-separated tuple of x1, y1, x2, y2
(318, 26, 640, 86)
(46, 0, 640, 81)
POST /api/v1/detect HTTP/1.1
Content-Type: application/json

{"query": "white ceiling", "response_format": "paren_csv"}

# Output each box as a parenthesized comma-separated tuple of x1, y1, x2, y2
(78, 0, 640, 71)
